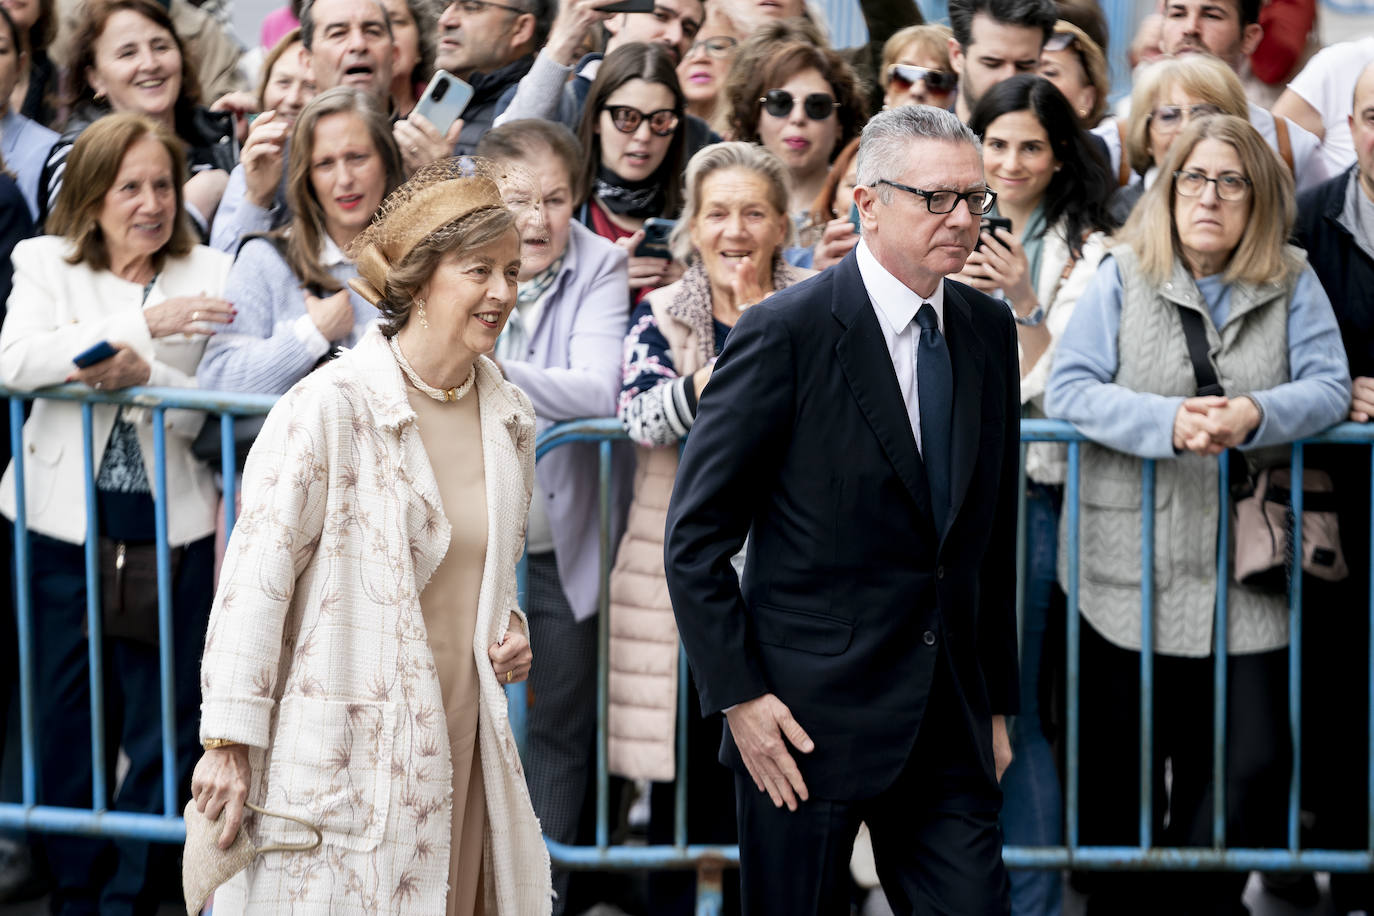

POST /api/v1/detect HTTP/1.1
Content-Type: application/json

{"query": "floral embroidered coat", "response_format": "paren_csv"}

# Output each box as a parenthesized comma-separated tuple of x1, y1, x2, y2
(198, 327, 551, 914)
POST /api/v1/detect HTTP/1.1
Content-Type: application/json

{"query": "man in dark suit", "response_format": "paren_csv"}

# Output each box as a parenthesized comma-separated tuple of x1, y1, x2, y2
(664, 105, 1021, 915)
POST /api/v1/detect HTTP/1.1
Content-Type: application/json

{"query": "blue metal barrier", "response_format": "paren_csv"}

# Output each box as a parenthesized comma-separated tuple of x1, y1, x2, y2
(4, 387, 1374, 908)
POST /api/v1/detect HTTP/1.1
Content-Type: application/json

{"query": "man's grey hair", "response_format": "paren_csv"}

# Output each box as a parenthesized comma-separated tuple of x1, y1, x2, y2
(855, 107, 981, 202)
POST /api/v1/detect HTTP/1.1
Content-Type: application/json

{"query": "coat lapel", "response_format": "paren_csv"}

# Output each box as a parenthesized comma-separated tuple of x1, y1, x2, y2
(830, 255, 934, 523)
(941, 280, 985, 544)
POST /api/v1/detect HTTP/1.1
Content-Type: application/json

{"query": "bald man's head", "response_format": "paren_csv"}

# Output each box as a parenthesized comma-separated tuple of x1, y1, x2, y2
(1351, 59, 1374, 198)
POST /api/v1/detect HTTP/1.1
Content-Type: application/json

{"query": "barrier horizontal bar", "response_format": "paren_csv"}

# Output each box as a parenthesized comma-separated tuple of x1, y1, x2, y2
(0, 383, 277, 414)
(1003, 846, 1374, 872)
(546, 839, 739, 870)
(0, 804, 186, 843)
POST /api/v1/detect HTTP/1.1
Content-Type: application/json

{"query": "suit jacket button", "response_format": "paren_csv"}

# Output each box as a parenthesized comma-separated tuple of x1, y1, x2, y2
(936, 566, 944, 580)
(923, 630, 936, 646)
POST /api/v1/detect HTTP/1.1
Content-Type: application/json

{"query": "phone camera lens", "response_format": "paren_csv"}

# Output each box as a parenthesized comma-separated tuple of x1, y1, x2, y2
(432, 80, 448, 101)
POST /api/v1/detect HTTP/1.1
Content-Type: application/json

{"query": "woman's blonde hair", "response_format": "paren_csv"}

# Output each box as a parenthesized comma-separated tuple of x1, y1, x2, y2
(879, 24, 954, 90)
(1124, 54, 1249, 176)
(1048, 20, 1109, 127)
(48, 113, 195, 271)
(670, 141, 795, 262)
(1116, 114, 1301, 287)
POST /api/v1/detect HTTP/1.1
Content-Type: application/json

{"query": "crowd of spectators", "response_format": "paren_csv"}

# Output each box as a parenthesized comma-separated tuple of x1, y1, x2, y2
(0, 0, 1372, 910)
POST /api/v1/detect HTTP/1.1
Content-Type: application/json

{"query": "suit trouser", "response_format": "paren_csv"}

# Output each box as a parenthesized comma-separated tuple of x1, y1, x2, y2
(733, 652, 1010, 916)
(1075, 619, 1289, 916)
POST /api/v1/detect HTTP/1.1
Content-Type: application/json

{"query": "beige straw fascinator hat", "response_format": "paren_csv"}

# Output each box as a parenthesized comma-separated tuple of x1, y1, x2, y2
(348, 156, 540, 306)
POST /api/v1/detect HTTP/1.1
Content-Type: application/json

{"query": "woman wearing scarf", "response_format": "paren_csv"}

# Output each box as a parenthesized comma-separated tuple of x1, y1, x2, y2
(576, 42, 690, 304)
(612, 142, 811, 915)
(952, 72, 1115, 916)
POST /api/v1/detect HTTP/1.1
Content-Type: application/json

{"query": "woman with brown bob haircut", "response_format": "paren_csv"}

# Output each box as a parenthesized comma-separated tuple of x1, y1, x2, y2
(0, 111, 233, 912)
(723, 35, 866, 238)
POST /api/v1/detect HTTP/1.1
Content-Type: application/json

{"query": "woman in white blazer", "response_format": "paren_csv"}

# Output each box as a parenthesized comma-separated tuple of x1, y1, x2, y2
(954, 74, 1116, 916)
(0, 113, 232, 912)
(191, 160, 552, 915)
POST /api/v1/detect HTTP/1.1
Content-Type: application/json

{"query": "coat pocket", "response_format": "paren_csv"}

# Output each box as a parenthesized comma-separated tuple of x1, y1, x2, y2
(752, 604, 854, 656)
(1078, 468, 1174, 590)
(260, 696, 397, 853)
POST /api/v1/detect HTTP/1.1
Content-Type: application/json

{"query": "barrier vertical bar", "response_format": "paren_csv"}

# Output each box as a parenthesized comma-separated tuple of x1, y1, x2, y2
(221, 413, 238, 538)
(10, 398, 35, 806)
(81, 404, 107, 811)
(1139, 459, 1155, 850)
(1214, 454, 1230, 848)
(152, 410, 177, 817)
(1066, 439, 1081, 852)
(1288, 443, 1305, 852)
(510, 547, 529, 758)
(596, 439, 612, 850)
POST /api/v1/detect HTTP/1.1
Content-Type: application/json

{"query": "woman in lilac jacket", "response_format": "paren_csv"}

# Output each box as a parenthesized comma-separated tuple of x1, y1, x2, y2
(476, 119, 632, 916)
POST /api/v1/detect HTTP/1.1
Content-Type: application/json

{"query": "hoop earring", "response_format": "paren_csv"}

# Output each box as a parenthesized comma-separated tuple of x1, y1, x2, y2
(416, 297, 429, 330)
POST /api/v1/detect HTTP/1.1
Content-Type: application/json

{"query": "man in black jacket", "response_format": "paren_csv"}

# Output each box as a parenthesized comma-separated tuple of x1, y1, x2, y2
(1291, 57, 1374, 916)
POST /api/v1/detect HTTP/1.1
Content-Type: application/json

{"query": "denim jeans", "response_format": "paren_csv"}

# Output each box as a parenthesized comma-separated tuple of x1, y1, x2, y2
(999, 483, 1064, 916)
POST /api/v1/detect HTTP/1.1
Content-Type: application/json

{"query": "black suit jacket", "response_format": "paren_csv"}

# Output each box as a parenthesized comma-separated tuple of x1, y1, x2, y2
(664, 251, 1021, 801)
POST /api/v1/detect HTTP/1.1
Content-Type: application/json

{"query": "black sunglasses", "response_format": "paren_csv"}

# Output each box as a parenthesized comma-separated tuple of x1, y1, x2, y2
(758, 89, 838, 121)
(601, 105, 681, 137)
(887, 64, 958, 93)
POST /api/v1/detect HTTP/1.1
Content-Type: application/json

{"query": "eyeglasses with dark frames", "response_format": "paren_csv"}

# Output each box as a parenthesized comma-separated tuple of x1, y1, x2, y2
(454, 0, 528, 14)
(758, 89, 839, 121)
(1172, 169, 1252, 201)
(875, 178, 998, 215)
(685, 36, 737, 58)
(887, 64, 958, 93)
(601, 105, 681, 137)
(1149, 103, 1222, 132)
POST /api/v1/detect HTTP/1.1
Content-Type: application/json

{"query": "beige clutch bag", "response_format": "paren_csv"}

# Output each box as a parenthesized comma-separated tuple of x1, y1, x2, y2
(182, 798, 323, 915)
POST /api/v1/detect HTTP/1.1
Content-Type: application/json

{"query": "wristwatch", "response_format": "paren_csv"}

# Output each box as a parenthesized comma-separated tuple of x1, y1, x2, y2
(1012, 304, 1045, 327)
(202, 737, 239, 750)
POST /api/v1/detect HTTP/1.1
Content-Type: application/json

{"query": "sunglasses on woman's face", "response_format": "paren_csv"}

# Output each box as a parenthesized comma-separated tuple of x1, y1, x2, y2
(887, 64, 957, 93)
(601, 105, 681, 137)
(758, 89, 839, 121)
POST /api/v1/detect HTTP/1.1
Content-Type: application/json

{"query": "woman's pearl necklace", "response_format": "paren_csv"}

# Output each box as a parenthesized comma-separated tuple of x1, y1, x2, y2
(389, 336, 475, 403)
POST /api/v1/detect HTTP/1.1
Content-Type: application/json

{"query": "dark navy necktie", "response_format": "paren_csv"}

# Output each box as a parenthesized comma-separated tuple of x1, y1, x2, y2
(915, 302, 952, 532)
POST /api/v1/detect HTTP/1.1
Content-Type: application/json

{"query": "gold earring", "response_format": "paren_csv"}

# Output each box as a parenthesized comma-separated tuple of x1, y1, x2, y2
(416, 297, 429, 329)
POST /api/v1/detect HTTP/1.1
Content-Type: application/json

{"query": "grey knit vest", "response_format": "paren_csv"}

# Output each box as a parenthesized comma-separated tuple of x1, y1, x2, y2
(1058, 246, 1299, 656)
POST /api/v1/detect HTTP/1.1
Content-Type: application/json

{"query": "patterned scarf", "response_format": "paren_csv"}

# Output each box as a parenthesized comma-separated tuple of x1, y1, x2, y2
(667, 254, 810, 367)
(496, 256, 564, 363)
(594, 165, 666, 218)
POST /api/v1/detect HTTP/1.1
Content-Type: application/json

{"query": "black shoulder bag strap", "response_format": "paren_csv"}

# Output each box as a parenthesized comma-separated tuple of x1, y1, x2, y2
(1174, 305, 1225, 397)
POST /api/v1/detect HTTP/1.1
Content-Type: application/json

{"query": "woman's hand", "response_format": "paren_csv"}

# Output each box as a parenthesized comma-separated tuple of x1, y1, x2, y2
(305, 289, 354, 343)
(144, 295, 235, 338)
(190, 743, 252, 850)
(184, 169, 230, 224)
(811, 217, 858, 271)
(393, 113, 464, 177)
(973, 227, 1034, 310)
(66, 343, 150, 390)
(952, 250, 999, 294)
(729, 255, 770, 310)
(1199, 396, 1262, 450)
(241, 110, 289, 209)
(615, 231, 679, 291)
(1172, 395, 1228, 454)
(489, 612, 531, 684)
(1351, 376, 1374, 422)
(209, 90, 260, 144)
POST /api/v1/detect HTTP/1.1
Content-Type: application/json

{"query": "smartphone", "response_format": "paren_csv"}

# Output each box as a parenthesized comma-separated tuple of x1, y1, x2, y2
(412, 70, 474, 138)
(596, 0, 654, 12)
(975, 216, 1012, 252)
(73, 340, 118, 369)
(634, 218, 677, 259)
(848, 201, 861, 235)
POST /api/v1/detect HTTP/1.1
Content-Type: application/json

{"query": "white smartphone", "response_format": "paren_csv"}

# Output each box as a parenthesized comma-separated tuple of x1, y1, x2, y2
(412, 70, 474, 138)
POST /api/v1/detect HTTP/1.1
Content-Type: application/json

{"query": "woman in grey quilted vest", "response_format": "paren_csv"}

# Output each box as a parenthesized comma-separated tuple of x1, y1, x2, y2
(1046, 114, 1350, 914)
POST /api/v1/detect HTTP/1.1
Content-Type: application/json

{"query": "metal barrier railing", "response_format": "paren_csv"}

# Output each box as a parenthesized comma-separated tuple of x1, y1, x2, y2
(1, 388, 1373, 909)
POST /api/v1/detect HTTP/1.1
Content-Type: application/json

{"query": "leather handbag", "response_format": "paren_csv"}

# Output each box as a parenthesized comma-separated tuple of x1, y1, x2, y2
(100, 538, 183, 645)
(182, 798, 322, 915)
(1174, 304, 1347, 591)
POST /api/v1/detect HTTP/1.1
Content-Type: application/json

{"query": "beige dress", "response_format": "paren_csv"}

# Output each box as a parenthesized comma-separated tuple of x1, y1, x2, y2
(406, 380, 488, 916)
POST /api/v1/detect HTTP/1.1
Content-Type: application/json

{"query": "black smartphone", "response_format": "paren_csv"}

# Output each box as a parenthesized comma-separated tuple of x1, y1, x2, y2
(73, 340, 118, 369)
(975, 216, 1012, 252)
(635, 218, 676, 259)
(597, 0, 654, 12)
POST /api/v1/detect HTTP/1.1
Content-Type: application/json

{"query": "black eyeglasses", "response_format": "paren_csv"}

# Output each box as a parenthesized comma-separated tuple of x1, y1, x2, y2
(758, 89, 838, 121)
(685, 36, 737, 58)
(876, 178, 997, 215)
(1173, 169, 1252, 201)
(1149, 103, 1222, 131)
(887, 64, 957, 93)
(601, 105, 681, 137)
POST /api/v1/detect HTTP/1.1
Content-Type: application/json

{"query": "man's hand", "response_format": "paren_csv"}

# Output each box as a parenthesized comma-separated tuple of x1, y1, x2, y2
(1351, 376, 1374, 422)
(241, 110, 289, 209)
(992, 714, 1012, 783)
(724, 693, 814, 811)
(394, 113, 464, 176)
(543, 0, 615, 66)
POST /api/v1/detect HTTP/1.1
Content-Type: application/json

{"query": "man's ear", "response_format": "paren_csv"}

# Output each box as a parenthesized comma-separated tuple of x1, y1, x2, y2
(604, 13, 625, 36)
(510, 10, 537, 51)
(852, 184, 879, 233)
(1239, 21, 1263, 58)
(947, 35, 965, 78)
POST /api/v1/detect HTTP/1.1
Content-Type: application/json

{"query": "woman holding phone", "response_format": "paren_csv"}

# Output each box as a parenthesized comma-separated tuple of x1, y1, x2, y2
(576, 42, 690, 303)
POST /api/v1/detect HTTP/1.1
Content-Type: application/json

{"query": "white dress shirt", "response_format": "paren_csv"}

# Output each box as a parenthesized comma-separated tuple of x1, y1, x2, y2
(854, 238, 945, 457)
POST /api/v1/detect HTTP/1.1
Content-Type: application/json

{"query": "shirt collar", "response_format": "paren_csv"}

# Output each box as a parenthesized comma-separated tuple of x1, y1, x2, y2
(320, 234, 348, 267)
(855, 238, 944, 335)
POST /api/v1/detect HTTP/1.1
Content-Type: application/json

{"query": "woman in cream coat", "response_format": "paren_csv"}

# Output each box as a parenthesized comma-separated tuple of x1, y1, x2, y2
(192, 160, 551, 915)
(0, 113, 232, 912)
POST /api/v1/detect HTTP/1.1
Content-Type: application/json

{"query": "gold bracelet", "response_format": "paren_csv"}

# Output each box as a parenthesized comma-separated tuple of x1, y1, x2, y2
(202, 737, 239, 750)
